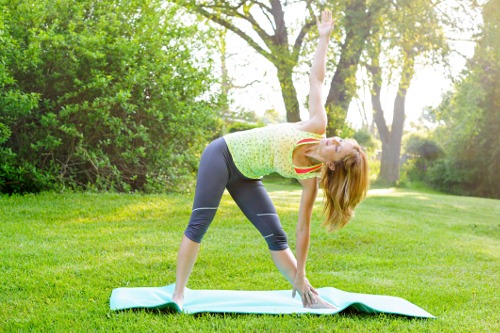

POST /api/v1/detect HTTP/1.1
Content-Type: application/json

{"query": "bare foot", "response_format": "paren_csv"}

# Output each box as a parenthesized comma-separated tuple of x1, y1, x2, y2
(172, 292, 183, 308)
(308, 296, 337, 309)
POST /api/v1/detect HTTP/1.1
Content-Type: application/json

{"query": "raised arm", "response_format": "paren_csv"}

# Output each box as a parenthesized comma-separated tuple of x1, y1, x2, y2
(300, 10, 335, 135)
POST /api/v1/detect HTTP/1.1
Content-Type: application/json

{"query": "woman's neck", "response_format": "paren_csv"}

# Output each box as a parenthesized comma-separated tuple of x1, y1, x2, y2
(304, 144, 325, 164)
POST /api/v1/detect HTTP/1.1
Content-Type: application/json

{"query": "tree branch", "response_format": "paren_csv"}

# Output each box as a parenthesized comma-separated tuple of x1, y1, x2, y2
(190, 4, 274, 61)
(292, 19, 315, 63)
(248, 0, 272, 12)
(269, 0, 288, 45)
(234, 8, 276, 49)
(230, 77, 265, 89)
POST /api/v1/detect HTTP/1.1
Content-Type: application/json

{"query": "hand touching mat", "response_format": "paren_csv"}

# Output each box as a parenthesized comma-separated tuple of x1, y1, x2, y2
(110, 284, 435, 318)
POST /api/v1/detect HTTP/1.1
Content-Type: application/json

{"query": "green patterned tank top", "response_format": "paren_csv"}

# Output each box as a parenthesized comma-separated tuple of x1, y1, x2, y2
(223, 123, 325, 179)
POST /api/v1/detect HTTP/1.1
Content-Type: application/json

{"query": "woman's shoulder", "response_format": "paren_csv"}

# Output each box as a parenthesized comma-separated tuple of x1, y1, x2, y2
(292, 121, 326, 136)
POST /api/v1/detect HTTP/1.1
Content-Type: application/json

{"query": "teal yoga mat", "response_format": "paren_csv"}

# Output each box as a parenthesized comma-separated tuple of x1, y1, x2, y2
(110, 284, 435, 318)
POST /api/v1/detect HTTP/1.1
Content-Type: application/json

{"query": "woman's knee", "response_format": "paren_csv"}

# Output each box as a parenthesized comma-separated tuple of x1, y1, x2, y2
(184, 207, 218, 243)
(265, 228, 289, 251)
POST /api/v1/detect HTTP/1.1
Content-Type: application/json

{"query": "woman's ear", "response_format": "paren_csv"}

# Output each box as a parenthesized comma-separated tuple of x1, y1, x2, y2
(326, 161, 336, 171)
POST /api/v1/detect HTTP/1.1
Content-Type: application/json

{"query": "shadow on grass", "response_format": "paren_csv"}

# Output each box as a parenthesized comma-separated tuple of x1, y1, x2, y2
(119, 306, 429, 321)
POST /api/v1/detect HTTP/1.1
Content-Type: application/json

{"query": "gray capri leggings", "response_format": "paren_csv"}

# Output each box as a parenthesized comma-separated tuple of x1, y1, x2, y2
(184, 137, 288, 251)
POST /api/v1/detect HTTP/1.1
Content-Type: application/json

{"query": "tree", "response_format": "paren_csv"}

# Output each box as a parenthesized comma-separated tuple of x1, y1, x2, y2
(365, 0, 468, 184)
(324, 0, 383, 136)
(171, 0, 383, 135)
(172, 0, 317, 122)
(0, 7, 43, 193)
(429, 0, 500, 198)
(0, 0, 221, 193)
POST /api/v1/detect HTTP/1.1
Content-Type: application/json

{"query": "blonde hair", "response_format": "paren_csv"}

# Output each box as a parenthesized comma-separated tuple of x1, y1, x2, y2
(319, 142, 369, 232)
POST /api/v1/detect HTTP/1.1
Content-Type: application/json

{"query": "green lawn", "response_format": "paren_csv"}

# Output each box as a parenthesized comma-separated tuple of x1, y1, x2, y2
(1, 181, 499, 332)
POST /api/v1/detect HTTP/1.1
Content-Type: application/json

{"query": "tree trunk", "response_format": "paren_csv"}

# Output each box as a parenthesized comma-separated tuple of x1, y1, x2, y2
(379, 140, 400, 183)
(277, 66, 300, 122)
(369, 58, 414, 185)
(381, 84, 407, 182)
(325, 0, 383, 135)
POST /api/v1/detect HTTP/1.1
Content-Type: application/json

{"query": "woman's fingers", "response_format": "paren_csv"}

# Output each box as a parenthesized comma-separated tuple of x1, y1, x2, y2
(322, 9, 332, 23)
(318, 9, 334, 34)
(304, 291, 311, 307)
(303, 288, 318, 307)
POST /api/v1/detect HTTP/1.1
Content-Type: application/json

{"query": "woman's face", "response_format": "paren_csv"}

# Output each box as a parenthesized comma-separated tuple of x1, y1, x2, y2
(320, 137, 357, 163)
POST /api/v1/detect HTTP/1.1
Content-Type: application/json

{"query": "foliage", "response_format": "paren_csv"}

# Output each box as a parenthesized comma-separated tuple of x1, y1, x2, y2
(171, 0, 383, 135)
(324, 0, 384, 136)
(350, 128, 380, 182)
(261, 108, 286, 125)
(427, 0, 500, 199)
(1, 187, 499, 331)
(352, 128, 378, 154)
(405, 136, 443, 161)
(0, 0, 221, 194)
(364, 0, 461, 185)
(226, 121, 262, 134)
(0, 6, 48, 194)
(171, 0, 321, 122)
(401, 134, 444, 182)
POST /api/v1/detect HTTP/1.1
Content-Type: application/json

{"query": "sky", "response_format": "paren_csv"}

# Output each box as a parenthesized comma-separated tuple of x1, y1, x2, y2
(221, 3, 479, 131)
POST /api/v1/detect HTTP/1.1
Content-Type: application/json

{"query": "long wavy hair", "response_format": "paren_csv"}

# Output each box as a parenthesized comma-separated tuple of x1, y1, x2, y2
(319, 142, 369, 232)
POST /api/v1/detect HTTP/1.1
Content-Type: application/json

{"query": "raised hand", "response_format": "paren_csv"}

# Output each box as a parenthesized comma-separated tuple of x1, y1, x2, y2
(317, 9, 335, 38)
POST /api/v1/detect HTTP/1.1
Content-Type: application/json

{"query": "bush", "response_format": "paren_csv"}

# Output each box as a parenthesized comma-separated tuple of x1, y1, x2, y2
(352, 128, 378, 154)
(226, 121, 263, 134)
(402, 134, 443, 182)
(0, 0, 221, 194)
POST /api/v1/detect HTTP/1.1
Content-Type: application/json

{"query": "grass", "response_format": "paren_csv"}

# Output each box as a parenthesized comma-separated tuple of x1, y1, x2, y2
(0, 181, 499, 332)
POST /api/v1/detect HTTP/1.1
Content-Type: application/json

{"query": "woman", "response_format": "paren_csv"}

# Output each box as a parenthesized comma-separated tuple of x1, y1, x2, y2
(172, 10, 369, 309)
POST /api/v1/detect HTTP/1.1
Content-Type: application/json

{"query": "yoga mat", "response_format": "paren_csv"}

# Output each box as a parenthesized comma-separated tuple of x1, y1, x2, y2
(110, 284, 435, 318)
